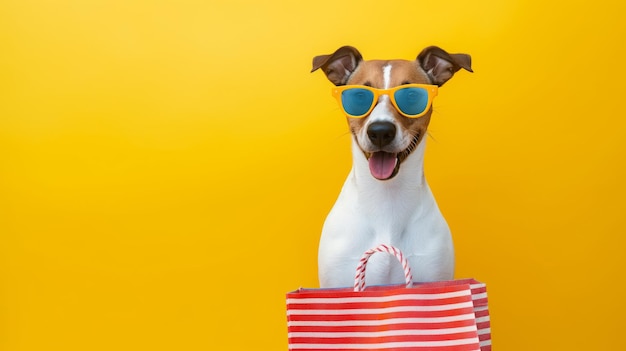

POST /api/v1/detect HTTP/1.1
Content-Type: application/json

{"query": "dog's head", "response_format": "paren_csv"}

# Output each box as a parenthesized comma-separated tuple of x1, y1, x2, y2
(312, 46, 472, 180)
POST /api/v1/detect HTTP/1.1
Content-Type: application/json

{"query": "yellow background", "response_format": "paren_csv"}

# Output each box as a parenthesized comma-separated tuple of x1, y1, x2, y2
(1, 0, 625, 350)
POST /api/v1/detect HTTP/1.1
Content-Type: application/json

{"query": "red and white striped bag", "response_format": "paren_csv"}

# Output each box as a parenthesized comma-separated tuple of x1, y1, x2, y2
(286, 244, 492, 350)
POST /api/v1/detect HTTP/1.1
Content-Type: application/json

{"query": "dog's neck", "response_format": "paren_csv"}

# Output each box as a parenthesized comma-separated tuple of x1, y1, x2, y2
(343, 135, 436, 244)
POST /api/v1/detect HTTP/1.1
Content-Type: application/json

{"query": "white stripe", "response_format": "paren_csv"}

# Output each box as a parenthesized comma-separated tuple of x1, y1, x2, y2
(480, 340, 492, 347)
(289, 338, 480, 349)
(470, 283, 485, 290)
(383, 64, 392, 89)
(474, 306, 489, 312)
(288, 290, 471, 305)
(288, 314, 477, 327)
(472, 292, 487, 300)
(289, 326, 478, 339)
(477, 327, 491, 335)
(476, 316, 490, 324)
(287, 302, 474, 316)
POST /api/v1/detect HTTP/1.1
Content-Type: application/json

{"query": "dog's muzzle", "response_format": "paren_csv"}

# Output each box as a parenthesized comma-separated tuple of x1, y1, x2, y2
(366, 122, 398, 180)
(363, 121, 421, 181)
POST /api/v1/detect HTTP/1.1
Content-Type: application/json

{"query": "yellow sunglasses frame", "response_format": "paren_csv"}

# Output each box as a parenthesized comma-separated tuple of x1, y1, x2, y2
(331, 84, 439, 118)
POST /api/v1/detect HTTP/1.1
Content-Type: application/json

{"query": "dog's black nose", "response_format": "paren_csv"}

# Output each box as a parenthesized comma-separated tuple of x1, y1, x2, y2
(367, 121, 396, 148)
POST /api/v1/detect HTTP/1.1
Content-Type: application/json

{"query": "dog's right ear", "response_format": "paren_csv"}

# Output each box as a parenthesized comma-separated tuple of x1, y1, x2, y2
(311, 46, 363, 86)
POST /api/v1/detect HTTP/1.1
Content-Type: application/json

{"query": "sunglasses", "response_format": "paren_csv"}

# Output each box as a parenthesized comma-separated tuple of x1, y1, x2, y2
(332, 84, 438, 118)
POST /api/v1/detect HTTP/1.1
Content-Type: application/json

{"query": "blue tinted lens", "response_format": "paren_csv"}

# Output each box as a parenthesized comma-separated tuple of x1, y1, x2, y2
(394, 87, 428, 116)
(341, 88, 374, 116)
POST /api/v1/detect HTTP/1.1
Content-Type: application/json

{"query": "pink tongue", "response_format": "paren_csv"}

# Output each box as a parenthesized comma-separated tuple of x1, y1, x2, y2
(369, 152, 397, 180)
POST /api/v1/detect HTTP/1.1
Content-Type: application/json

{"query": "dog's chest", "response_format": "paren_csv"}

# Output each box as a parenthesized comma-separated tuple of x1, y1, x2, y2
(318, 180, 452, 288)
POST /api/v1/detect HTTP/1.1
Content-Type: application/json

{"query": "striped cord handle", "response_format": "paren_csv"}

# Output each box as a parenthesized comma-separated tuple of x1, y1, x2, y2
(353, 244, 413, 292)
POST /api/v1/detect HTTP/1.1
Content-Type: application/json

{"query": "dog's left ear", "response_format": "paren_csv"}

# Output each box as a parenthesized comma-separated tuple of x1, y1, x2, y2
(417, 46, 473, 86)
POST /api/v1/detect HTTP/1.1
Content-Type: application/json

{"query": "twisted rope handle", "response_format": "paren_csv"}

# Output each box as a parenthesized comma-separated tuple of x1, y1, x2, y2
(353, 244, 413, 292)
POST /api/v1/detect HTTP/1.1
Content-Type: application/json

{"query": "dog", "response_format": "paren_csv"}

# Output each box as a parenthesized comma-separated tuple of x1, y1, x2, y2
(312, 45, 472, 288)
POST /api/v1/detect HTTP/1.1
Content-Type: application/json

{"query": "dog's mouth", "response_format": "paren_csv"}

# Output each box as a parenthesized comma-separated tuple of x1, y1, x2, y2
(367, 152, 399, 180)
(364, 133, 420, 181)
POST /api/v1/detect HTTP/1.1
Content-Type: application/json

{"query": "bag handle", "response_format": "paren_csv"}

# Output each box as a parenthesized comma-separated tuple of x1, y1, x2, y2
(353, 244, 413, 292)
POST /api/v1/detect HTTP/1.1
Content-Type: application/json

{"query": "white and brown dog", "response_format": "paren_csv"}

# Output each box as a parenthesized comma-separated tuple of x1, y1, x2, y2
(312, 46, 472, 288)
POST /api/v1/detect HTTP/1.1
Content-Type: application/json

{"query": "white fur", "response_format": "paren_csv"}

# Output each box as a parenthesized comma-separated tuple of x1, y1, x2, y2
(383, 64, 392, 89)
(318, 64, 454, 289)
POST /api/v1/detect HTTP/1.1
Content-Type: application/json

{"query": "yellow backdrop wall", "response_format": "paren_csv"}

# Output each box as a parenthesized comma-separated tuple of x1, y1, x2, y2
(2, 0, 625, 350)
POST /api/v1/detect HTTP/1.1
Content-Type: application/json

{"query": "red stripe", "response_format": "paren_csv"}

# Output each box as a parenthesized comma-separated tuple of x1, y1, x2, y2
(287, 297, 473, 312)
(470, 286, 486, 294)
(289, 345, 480, 351)
(472, 299, 488, 307)
(409, 279, 478, 289)
(289, 331, 480, 344)
(288, 308, 475, 322)
(476, 321, 490, 329)
(289, 284, 472, 299)
(288, 294, 472, 307)
(473, 299, 488, 307)
(474, 309, 489, 318)
(289, 319, 477, 333)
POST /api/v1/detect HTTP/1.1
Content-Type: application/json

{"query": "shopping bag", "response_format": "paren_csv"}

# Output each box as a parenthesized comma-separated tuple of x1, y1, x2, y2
(412, 279, 491, 350)
(287, 244, 490, 350)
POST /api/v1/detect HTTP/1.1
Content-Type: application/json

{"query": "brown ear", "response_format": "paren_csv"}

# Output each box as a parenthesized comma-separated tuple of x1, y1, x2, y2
(311, 46, 363, 86)
(417, 46, 473, 86)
